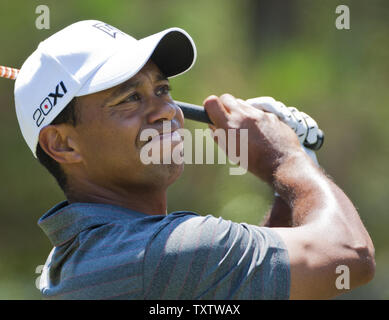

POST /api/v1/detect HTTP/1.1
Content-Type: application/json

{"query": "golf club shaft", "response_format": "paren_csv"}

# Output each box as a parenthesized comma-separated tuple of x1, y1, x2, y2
(175, 100, 324, 151)
(0, 66, 19, 80)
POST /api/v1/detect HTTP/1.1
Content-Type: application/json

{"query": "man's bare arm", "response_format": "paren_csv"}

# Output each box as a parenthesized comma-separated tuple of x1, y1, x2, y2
(204, 94, 375, 299)
(271, 151, 375, 299)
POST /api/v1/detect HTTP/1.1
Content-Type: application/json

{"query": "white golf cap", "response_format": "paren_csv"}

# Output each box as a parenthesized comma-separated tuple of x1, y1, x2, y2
(14, 20, 196, 157)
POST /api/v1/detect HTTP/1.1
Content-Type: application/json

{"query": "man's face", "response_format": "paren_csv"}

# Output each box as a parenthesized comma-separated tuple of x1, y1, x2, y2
(67, 60, 185, 191)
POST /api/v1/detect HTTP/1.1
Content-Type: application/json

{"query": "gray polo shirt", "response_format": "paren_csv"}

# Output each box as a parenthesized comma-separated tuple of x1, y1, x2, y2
(38, 201, 290, 299)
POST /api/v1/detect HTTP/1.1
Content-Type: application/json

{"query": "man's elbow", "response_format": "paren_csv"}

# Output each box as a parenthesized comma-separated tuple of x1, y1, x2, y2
(351, 242, 376, 286)
(359, 245, 376, 284)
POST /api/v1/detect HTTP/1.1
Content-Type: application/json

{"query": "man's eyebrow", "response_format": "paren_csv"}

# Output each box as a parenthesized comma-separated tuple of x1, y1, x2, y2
(113, 80, 140, 98)
(114, 73, 168, 97)
(156, 73, 168, 82)
(102, 80, 140, 107)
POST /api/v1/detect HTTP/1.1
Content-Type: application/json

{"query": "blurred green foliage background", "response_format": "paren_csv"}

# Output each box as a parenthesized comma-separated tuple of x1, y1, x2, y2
(0, 0, 388, 299)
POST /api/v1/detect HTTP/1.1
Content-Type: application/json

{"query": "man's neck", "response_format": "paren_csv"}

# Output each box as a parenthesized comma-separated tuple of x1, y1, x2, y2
(65, 178, 168, 215)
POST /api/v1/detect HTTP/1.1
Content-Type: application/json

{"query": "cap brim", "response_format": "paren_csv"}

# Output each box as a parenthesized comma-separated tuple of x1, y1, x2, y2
(76, 27, 196, 96)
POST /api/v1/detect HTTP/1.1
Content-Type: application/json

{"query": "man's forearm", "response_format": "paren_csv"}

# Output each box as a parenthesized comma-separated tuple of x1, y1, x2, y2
(271, 151, 327, 226)
(271, 150, 374, 252)
(261, 151, 314, 227)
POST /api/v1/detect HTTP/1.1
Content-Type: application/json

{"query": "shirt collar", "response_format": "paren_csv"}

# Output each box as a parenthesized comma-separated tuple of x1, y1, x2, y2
(38, 201, 153, 246)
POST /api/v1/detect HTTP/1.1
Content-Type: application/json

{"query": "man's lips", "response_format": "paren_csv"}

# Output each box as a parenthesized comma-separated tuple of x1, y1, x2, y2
(147, 130, 182, 144)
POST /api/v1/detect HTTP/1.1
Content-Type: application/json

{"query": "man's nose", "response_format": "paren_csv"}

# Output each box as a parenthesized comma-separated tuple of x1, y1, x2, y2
(146, 99, 177, 124)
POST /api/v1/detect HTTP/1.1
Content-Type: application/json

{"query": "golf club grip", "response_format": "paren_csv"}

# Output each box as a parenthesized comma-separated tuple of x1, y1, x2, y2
(175, 100, 212, 124)
(175, 100, 324, 151)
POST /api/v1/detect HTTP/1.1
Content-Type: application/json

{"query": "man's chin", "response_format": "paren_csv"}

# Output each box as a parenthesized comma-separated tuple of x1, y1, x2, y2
(137, 138, 185, 186)
(139, 160, 183, 188)
(160, 162, 184, 186)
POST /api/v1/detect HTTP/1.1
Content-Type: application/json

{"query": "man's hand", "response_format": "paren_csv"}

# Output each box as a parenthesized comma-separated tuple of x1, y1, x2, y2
(203, 94, 306, 185)
(246, 97, 319, 145)
(246, 96, 319, 165)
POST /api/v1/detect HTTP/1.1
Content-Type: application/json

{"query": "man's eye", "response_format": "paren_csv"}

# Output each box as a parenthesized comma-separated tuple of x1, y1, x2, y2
(156, 85, 172, 96)
(122, 93, 141, 104)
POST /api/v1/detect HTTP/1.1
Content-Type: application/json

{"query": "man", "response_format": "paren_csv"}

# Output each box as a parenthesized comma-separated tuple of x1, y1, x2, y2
(14, 20, 374, 299)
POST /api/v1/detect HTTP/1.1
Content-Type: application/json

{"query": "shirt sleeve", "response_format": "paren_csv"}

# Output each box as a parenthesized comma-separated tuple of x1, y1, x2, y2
(143, 213, 290, 300)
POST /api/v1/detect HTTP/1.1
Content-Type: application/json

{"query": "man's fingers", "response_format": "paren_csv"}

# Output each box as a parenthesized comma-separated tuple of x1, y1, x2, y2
(220, 93, 243, 112)
(245, 96, 321, 149)
(289, 107, 308, 143)
(300, 112, 318, 145)
(204, 95, 318, 147)
(246, 97, 280, 114)
(203, 95, 230, 127)
(246, 98, 294, 126)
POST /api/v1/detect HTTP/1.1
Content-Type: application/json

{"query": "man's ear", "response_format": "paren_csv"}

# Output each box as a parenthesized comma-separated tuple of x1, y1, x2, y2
(38, 125, 82, 164)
